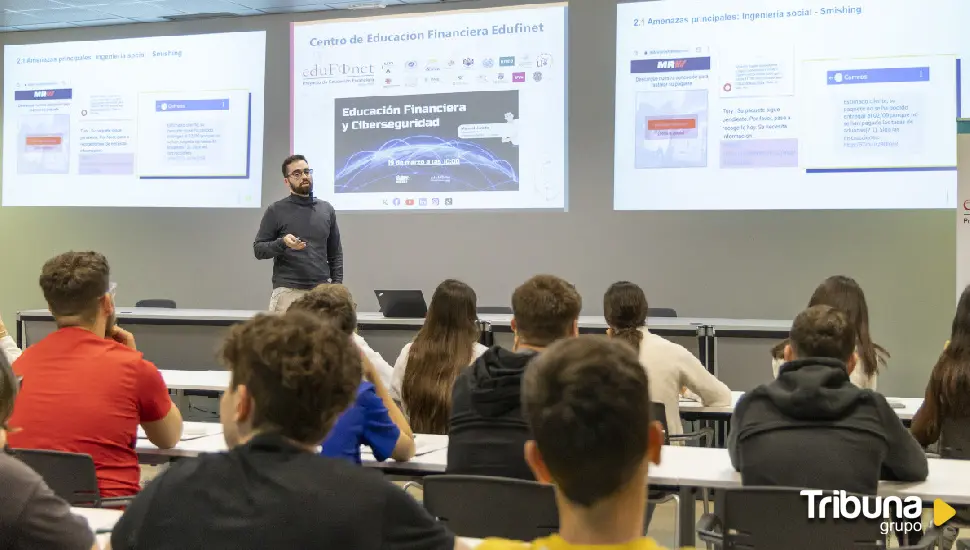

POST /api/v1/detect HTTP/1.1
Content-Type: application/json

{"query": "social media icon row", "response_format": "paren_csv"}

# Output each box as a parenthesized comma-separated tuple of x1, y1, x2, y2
(389, 54, 553, 72)
(385, 197, 454, 207)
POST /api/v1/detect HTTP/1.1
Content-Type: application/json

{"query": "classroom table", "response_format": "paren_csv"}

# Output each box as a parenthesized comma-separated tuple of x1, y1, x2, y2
(71, 505, 483, 548)
(679, 391, 921, 421)
(678, 391, 922, 447)
(147, 388, 922, 457)
(136, 430, 970, 546)
(137, 422, 227, 458)
(73, 506, 122, 547)
(161, 370, 230, 391)
(649, 445, 970, 546)
(702, 318, 791, 375)
(16, 308, 791, 372)
(136, 427, 450, 478)
(73, 505, 483, 549)
(73, 506, 123, 533)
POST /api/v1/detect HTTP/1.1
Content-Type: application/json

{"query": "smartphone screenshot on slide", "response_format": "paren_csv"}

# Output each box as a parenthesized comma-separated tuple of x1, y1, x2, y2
(3, 31, 266, 208)
(614, 0, 963, 211)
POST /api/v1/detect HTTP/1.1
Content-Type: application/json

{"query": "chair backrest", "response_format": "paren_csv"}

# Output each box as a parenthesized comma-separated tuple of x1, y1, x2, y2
(650, 402, 671, 445)
(647, 307, 678, 318)
(422, 475, 558, 540)
(10, 448, 101, 506)
(477, 306, 513, 315)
(135, 299, 176, 308)
(940, 417, 970, 460)
(713, 487, 884, 549)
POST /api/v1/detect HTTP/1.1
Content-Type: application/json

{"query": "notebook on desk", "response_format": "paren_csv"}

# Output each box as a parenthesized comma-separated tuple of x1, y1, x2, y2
(360, 435, 447, 461)
(137, 423, 223, 441)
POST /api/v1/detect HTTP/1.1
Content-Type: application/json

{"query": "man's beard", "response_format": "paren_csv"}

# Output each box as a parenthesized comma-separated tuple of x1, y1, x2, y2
(289, 180, 312, 196)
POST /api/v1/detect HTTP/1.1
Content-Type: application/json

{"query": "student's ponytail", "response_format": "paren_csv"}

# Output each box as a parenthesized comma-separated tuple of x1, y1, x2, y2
(604, 281, 649, 353)
(613, 326, 644, 351)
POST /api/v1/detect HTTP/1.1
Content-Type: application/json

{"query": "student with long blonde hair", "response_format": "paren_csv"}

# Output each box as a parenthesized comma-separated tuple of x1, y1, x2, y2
(393, 280, 486, 434)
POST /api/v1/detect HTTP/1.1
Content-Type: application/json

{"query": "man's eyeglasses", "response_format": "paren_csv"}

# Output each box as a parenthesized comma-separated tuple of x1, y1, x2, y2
(288, 168, 313, 180)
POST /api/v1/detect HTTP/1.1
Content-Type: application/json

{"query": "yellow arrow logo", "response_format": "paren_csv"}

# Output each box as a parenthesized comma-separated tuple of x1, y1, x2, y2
(934, 499, 956, 526)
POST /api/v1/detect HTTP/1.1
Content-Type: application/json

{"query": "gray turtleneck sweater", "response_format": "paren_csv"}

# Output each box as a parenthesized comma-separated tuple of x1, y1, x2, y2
(253, 194, 343, 289)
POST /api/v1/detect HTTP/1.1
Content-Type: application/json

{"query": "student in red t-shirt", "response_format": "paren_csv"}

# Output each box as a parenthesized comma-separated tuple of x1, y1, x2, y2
(8, 251, 183, 497)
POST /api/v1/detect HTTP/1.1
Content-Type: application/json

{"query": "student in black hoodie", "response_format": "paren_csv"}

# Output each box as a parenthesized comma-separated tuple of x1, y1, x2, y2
(447, 274, 582, 479)
(729, 304, 928, 495)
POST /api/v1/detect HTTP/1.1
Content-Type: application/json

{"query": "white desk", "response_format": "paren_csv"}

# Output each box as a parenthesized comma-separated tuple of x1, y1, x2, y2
(73, 507, 123, 533)
(137, 430, 450, 477)
(653, 445, 970, 502)
(161, 370, 230, 392)
(136, 435, 970, 547)
(651, 445, 970, 545)
(72, 506, 483, 548)
(678, 391, 923, 422)
(136, 421, 227, 458)
(73, 505, 122, 548)
(17, 308, 793, 374)
(14, 308, 429, 348)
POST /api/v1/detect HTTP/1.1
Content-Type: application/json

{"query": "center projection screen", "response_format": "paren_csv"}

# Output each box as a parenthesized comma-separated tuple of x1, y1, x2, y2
(614, 0, 967, 211)
(291, 3, 567, 212)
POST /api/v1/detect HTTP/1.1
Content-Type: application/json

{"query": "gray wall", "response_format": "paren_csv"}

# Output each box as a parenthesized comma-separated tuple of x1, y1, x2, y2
(0, 0, 955, 397)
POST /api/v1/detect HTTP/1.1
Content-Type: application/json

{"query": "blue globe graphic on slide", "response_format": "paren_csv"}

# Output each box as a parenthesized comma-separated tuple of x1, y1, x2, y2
(334, 135, 518, 192)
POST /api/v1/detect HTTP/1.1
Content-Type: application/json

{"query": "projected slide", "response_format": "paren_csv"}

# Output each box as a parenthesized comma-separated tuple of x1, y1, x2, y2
(3, 31, 266, 208)
(615, 0, 965, 210)
(292, 3, 566, 211)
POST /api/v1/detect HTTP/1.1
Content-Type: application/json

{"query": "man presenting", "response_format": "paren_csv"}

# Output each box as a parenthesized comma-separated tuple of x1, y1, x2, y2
(254, 154, 344, 313)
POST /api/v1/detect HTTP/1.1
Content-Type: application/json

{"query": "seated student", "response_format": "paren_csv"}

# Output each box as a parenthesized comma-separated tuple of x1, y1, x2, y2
(351, 328, 395, 391)
(278, 285, 396, 390)
(770, 275, 887, 390)
(604, 281, 731, 436)
(0, 352, 98, 550)
(287, 285, 415, 464)
(8, 251, 183, 498)
(910, 285, 970, 550)
(478, 336, 670, 550)
(448, 274, 581, 480)
(109, 313, 464, 550)
(392, 279, 488, 434)
(0, 314, 21, 365)
(731, 304, 927, 495)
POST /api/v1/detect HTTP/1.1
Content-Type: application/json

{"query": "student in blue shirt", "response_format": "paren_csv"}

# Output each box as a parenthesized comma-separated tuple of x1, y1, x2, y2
(288, 285, 415, 464)
(322, 355, 413, 463)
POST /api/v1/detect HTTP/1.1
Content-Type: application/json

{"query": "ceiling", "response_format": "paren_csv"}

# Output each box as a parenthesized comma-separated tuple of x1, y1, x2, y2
(0, 0, 452, 31)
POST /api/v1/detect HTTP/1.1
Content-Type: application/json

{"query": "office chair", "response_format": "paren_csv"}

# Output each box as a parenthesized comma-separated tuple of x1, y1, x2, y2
(10, 448, 132, 508)
(421, 475, 558, 540)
